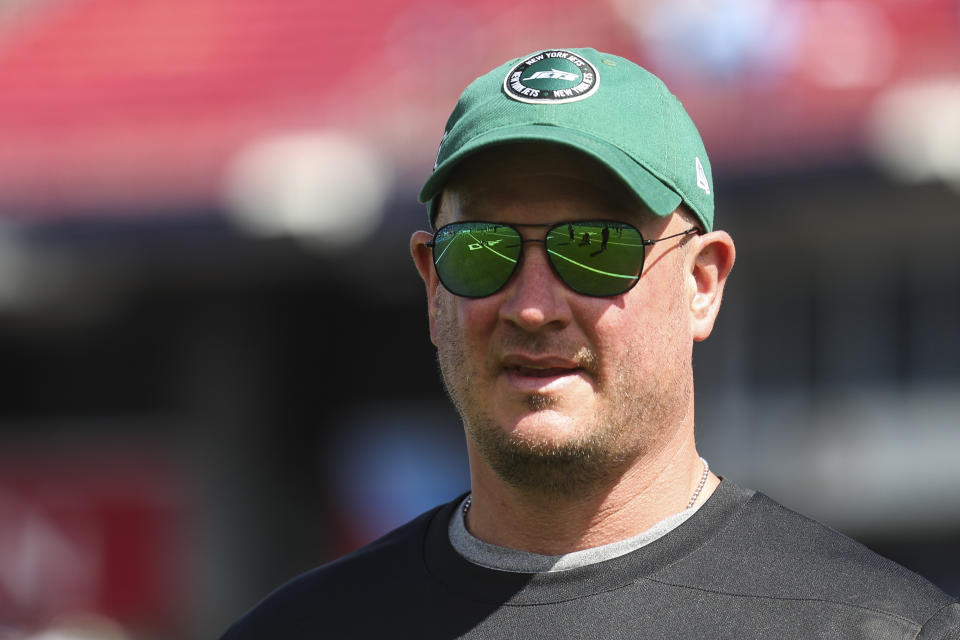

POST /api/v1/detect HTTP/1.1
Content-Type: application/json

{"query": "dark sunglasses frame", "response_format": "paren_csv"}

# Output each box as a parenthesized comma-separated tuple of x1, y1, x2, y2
(427, 220, 701, 298)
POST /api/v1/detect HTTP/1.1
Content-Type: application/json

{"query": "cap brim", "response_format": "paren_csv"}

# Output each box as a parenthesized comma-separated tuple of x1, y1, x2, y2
(419, 124, 682, 223)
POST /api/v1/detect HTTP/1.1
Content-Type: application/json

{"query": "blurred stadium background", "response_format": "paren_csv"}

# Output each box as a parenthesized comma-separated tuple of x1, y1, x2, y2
(0, 0, 958, 637)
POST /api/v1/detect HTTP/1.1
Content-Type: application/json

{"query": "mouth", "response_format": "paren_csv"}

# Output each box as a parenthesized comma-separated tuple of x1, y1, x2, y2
(500, 355, 588, 390)
(509, 364, 581, 378)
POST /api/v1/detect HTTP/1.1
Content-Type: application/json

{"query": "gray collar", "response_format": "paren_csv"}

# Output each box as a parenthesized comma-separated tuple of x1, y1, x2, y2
(448, 492, 705, 573)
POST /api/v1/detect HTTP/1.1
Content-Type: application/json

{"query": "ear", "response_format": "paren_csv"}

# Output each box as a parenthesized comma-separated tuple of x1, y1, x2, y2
(687, 230, 735, 342)
(410, 230, 441, 345)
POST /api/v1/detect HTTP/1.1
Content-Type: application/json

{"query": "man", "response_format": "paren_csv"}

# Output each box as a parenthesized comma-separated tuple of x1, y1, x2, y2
(221, 48, 960, 638)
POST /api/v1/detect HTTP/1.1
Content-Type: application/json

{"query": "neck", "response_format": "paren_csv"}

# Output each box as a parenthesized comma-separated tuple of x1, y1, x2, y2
(464, 430, 717, 555)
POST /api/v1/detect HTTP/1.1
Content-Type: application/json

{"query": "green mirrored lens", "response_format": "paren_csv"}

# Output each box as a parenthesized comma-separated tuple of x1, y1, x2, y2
(546, 222, 645, 296)
(432, 223, 522, 297)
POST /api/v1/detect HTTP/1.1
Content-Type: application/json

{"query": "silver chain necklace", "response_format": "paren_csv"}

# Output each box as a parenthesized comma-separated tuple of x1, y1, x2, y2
(462, 457, 710, 516)
(687, 457, 710, 509)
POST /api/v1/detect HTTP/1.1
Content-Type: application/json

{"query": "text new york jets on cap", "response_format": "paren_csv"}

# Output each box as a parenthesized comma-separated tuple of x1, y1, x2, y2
(503, 50, 599, 104)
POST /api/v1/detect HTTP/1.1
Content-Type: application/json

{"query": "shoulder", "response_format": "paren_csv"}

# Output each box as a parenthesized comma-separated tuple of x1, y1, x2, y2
(660, 483, 959, 633)
(219, 500, 454, 638)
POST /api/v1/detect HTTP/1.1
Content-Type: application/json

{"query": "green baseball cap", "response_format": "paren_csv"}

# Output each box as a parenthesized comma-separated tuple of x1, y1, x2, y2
(419, 48, 715, 231)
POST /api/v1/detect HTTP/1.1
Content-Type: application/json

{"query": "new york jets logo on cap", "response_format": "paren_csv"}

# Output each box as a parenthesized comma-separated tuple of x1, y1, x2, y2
(503, 50, 599, 104)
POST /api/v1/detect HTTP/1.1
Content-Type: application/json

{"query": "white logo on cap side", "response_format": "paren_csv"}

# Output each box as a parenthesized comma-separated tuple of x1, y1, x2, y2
(434, 130, 448, 170)
(695, 157, 710, 195)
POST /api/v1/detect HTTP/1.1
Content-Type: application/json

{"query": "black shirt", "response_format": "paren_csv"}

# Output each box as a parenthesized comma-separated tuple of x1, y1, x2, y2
(221, 480, 960, 639)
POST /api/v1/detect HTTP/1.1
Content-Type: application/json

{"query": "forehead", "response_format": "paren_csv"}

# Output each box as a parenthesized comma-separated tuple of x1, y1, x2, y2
(437, 143, 652, 226)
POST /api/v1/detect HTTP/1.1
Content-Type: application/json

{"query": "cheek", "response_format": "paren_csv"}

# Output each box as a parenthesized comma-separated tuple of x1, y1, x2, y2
(435, 294, 499, 360)
(594, 281, 690, 363)
(591, 308, 652, 369)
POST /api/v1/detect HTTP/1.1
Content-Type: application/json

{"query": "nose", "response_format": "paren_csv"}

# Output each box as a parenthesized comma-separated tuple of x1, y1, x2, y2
(497, 243, 572, 331)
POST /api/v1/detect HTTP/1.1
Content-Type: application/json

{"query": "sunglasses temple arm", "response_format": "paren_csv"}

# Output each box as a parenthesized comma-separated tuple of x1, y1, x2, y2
(642, 227, 700, 246)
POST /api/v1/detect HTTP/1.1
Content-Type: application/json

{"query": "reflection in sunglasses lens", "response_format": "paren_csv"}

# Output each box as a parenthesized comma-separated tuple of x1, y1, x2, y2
(433, 221, 646, 297)
(547, 223, 645, 296)
(433, 224, 522, 297)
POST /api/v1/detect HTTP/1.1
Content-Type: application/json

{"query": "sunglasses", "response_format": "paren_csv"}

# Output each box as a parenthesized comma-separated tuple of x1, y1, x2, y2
(427, 220, 700, 298)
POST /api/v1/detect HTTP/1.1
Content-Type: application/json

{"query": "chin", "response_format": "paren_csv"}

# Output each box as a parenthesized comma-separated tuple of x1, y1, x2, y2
(494, 401, 583, 442)
(467, 409, 634, 496)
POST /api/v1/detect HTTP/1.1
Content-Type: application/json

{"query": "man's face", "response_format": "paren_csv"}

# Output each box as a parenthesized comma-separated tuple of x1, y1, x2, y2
(413, 144, 699, 495)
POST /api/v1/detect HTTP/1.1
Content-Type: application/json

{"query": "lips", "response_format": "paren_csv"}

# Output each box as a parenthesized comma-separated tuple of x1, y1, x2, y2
(501, 355, 583, 378)
(514, 366, 576, 378)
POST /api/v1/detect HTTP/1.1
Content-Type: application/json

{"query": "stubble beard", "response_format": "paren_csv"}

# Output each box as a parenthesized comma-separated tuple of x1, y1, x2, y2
(435, 302, 692, 498)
